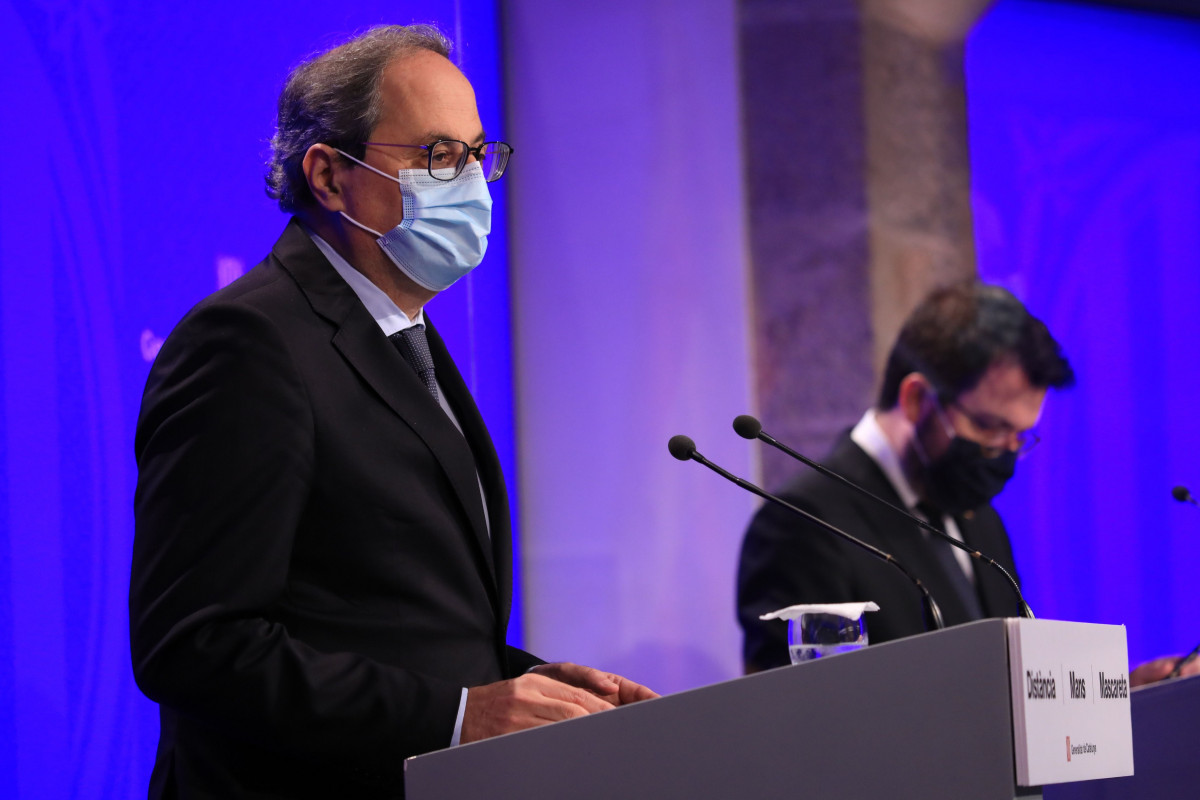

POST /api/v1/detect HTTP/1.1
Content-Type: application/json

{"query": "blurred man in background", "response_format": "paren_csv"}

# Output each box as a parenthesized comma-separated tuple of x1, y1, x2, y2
(738, 282, 1070, 671)
(737, 281, 1198, 686)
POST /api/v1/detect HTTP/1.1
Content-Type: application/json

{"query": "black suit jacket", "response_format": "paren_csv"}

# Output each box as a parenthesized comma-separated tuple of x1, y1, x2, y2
(736, 430, 1022, 672)
(130, 220, 540, 798)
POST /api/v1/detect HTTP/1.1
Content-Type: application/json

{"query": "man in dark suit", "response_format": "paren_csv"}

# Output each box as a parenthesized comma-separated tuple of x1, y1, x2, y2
(130, 25, 653, 798)
(736, 283, 1075, 673)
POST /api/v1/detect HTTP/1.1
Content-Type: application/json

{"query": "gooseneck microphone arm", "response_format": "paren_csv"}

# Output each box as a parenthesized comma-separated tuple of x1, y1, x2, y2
(732, 414, 1035, 620)
(668, 434, 945, 633)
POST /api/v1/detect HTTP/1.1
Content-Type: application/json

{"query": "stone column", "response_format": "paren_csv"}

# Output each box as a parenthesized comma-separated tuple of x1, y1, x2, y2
(860, 0, 995, 373)
(738, 0, 991, 489)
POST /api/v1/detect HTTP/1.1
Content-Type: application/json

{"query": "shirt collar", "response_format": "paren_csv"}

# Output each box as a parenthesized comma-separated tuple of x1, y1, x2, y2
(306, 229, 424, 337)
(849, 409, 920, 510)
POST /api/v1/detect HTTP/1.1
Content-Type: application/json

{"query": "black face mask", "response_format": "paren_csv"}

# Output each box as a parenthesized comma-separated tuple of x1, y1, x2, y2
(923, 436, 1017, 515)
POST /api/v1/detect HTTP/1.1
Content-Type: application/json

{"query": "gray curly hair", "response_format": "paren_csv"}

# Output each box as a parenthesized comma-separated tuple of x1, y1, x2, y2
(265, 24, 452, 212)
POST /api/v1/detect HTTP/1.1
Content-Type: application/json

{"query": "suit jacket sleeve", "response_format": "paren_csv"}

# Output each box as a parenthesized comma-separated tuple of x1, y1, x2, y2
(130, 299, 462, 781)
(506, 646, 545, 676)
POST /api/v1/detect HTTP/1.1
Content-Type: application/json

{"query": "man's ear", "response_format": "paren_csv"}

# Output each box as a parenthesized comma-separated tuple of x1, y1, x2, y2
(898, 373, 932, 424)
(302, 144, 345, 212)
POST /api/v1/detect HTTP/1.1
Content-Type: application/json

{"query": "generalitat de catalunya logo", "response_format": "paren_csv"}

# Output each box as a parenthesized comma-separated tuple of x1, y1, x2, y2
(1066, 736, 1097, 762)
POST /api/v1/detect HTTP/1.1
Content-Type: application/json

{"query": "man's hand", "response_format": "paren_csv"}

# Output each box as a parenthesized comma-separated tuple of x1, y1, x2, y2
(528, 662, 659, 706)
(460, 664, 659, 743)
(1131, 653, 1200, 687)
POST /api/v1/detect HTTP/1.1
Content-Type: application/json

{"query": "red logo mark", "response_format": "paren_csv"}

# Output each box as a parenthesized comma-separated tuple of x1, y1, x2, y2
(1066, 735, 1071, 762)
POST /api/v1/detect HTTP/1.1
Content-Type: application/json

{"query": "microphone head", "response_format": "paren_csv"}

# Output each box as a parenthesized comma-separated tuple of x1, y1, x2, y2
(668, 435, 697, 461)
(1173, 485, 1192, 503)
(732, 415, 762, 439)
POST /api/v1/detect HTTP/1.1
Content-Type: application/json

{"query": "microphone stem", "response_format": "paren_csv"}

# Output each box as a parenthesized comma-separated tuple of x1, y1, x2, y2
(689, 452, 945, 632)
(757, 431, 1034, 620)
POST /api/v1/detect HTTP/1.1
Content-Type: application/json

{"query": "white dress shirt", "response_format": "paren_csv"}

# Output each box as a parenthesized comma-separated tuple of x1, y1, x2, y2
(849, 410, 974, 581)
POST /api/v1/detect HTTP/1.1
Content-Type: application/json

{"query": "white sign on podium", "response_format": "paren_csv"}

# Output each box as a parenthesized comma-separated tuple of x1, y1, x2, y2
(1006, 618, 1134, 786)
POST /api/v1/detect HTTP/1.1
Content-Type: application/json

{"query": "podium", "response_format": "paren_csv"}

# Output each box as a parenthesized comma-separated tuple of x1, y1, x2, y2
(405, 620, 1129, 800)
(1045, 672, 1200, 799)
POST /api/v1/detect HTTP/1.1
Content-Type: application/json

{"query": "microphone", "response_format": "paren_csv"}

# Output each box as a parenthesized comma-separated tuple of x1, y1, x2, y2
(668, 434, 945, 633)
(1172, 486, 1200, 507)
(732, 414, 1035, 620)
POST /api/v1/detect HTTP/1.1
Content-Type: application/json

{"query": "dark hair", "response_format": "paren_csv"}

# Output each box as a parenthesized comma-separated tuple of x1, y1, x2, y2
(265, 24, 452, 212)
(877, 282, 1075, 408)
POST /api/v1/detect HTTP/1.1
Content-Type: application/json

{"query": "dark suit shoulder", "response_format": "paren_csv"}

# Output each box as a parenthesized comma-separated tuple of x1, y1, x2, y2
(181, 249, 313, 328)
(737, 431, 940, 669)
(765, 433, 901, 546)
(737, 433, 885, 669)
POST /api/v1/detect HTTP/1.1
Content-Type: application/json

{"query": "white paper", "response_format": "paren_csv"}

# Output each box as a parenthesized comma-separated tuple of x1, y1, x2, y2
(759, 602, 880, 621)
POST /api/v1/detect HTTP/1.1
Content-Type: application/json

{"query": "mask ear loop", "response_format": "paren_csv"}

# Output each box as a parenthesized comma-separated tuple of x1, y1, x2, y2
(909, 375, 954, 468)
(929, 399, 958, 441)
(335, 148, 401, 183)
(913, 374, 957, 440)
(339, 211, 384, 239)
(332, 148, 399, 239)
(334, 147, 427, 228)
(910, 421, 932, 468)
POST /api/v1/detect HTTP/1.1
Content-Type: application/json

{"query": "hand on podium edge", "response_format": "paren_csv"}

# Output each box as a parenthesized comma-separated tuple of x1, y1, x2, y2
(528, 661, 660, 706)
(460, 663, 659, 744)
(1130, 653, 1200, 687)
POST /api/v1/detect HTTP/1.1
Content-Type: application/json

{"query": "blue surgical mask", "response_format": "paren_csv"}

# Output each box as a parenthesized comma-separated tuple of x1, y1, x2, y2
(335, 149, 492, 292)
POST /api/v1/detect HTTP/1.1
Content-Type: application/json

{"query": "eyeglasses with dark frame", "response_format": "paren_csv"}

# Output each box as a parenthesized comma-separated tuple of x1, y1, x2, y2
(937, 398, 1041, 459)
(360, 139, 513, 182)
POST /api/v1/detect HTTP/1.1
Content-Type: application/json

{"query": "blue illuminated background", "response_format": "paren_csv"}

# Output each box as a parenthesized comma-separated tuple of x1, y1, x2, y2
(967, 0, 1200, 666)
(3, 0, 1200, 796)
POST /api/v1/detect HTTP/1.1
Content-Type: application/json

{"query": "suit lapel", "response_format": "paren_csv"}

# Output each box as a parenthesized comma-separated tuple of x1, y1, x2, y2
(833, 438, 982, 626)
(424, 321, 512, 622)
(270, 220, 499, 599)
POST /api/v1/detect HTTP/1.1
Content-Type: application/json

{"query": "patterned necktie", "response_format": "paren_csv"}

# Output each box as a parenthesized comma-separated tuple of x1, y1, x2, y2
(389, 324, 440, 402)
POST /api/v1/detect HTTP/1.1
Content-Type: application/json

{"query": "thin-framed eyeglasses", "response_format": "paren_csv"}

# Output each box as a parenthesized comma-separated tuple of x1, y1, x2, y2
(934, 397, 1041, 459)
(360, 139, 513, 182)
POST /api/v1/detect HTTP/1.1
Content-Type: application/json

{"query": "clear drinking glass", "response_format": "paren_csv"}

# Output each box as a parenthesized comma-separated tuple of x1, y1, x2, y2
(788, 611, 869, 664)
